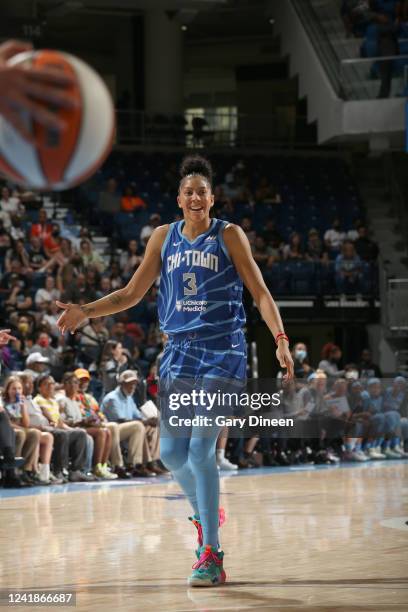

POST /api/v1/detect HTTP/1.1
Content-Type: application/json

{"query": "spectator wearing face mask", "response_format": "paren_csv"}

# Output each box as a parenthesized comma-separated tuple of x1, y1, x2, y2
(43, 223, 62, 258)
(29, 332, 60, 368)
(292, 342, 314, 379)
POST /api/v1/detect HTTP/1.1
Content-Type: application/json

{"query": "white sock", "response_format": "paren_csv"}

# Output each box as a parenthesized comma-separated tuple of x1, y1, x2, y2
(216, 449, 225, 460)
(39, 463, 50, 480)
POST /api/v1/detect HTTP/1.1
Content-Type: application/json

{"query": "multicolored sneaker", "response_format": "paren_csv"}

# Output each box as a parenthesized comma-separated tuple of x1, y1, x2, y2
(188, 508, 226, 558)
(188, 545, 226, 587)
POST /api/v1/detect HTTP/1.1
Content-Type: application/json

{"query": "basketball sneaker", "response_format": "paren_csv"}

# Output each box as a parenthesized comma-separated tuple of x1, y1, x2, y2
(188, 545, 226, 587)
(384, 447, 401, 459)
(189, 508, 225, 558)
(217, 456, 239, 471)
(392, 445, 408, 458)
(368, 447, 386, 459)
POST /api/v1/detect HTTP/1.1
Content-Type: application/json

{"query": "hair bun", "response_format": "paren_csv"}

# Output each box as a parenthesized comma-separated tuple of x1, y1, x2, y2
(180, 155, 213, 185)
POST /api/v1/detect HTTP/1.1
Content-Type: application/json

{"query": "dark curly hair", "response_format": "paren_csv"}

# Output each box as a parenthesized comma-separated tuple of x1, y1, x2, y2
(179, 155, 213, 188)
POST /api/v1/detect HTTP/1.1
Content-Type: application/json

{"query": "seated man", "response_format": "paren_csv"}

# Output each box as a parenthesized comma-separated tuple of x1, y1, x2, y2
(335, 241, 362, 295)
(56, 372, 116, 480)
(101, 370, 164, 476)
(33, 374, 93, 482)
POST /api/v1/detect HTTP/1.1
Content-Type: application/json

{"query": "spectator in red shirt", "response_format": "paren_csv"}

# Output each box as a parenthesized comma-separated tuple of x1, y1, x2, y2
(30, 209, 52, 243)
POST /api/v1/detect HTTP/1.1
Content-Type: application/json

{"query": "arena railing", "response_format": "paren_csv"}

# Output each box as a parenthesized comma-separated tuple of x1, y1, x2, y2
(114, 110, 315, 149)
(339, 56, 408, 100)
(291, 0, 344, 97)
(291, 0, 408, 101)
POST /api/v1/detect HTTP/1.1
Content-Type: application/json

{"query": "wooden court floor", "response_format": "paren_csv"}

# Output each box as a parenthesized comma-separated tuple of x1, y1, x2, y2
(0, 461, 407, 611)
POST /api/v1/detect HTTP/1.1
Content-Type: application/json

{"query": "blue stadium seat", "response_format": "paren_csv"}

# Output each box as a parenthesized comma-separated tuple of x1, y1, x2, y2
(264, 263, 290, 295)
(285, 261, 315, 295)
(316, 262, 336, 295)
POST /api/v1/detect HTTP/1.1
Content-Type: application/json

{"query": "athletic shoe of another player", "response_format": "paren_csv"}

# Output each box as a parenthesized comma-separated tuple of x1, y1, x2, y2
(383, 448, 401, 459)
(355, 450, 370, 461)
(392, 445, 408, 458)
(189, 508, 226, 558)
(188, 545, 226, 587)
(368, 447, 386, 459)
(348, 450, 369, 462)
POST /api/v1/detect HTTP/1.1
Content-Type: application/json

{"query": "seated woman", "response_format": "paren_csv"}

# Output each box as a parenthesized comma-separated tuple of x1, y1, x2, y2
(2, 375, 53, 485)
(282, 232, 305, 261)
(79, 238, 105, 274)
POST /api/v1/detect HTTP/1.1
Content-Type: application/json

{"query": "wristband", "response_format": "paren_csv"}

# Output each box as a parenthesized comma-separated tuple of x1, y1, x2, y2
(275, 332, 289, 345)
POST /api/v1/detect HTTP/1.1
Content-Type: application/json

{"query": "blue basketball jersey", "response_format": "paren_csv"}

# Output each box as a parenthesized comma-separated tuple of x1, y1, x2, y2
(158, 218, 246, 337)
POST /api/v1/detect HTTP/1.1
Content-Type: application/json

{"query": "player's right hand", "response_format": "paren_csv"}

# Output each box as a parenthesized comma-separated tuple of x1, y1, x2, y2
(56, 301, 87, 335)
(0, 40, 77, 143)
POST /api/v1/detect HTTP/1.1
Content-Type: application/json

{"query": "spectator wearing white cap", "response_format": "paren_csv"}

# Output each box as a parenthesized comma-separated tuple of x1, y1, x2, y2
(25, 352, 49, 379)
(101, 370, 163, 477)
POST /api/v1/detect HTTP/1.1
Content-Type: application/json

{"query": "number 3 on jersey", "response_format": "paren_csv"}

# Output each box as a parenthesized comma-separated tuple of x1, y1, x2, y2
(183, 272, 197, 296)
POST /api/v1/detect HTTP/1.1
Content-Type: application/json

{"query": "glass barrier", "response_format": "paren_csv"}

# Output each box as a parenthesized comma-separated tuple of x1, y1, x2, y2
(115, 109, 313, 148)
(340, 55, 408, 100)
(291, 0, 408, 102)
(387, 279, 408, 330)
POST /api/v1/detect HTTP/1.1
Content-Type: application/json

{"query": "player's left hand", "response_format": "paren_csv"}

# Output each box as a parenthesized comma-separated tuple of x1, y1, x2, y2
(276, 341, 294, 380)
(0, 329, 17, 346)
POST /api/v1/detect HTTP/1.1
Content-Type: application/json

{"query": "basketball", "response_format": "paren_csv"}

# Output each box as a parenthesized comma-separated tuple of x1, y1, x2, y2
(0, 49, 115, 191)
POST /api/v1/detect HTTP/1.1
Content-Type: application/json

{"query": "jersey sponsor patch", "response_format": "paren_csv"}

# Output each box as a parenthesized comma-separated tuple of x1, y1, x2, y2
(176, 299, 208, 312)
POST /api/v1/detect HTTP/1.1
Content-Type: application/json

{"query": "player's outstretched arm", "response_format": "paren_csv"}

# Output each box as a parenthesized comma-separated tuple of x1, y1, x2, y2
(223, 224, 294, 379)
(56, 225, 168, 334)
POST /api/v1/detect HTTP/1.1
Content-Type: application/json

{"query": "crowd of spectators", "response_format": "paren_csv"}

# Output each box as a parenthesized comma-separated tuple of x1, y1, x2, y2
(1, 328, 407, 486)
(90, 156, 379, 296)
(232, 343, 408, 469)
(0, 153, 387, 487)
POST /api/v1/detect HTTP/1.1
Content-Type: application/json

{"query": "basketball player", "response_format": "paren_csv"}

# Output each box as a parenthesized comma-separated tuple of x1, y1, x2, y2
(0, 40, 76, 143)
(56, 156, 294, 587)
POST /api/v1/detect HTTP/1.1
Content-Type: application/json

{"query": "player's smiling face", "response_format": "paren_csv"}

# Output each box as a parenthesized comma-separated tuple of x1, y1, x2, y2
(177, 176, 214, 221)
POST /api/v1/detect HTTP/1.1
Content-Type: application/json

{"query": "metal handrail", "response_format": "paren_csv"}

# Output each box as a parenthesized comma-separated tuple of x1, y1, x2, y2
(292, 0, 408, 100)
(341, 54, 408, 64)
(291, 0, 344, 97)
(114, 108, 314, 149)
